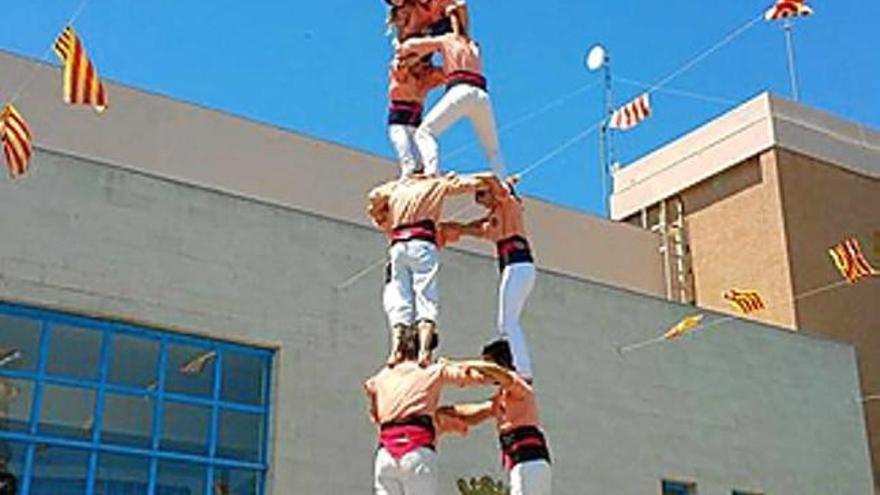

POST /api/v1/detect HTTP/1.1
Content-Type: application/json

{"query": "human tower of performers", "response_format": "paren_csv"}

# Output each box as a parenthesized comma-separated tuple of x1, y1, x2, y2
(362, 1, 552, 494)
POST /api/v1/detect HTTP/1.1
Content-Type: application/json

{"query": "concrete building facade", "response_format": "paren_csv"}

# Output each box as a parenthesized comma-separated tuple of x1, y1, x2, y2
(0, 53, 874, 494)
(612, 93, 880, 491)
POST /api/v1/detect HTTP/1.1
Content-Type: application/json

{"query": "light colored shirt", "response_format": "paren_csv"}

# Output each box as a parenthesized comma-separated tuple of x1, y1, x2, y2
(400, 33, 482, 76)
(365, 361, 488, 425)
(388, 62, 446, 103)
(368, 174, 486, 230)
(492, 372, 541, 434)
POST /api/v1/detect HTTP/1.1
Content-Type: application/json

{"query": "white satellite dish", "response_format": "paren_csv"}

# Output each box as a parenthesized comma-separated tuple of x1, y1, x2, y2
(586, 44, 607, 71)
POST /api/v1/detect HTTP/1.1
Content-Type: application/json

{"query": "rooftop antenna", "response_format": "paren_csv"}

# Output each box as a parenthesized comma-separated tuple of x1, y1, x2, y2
(586, 44, 613, 215)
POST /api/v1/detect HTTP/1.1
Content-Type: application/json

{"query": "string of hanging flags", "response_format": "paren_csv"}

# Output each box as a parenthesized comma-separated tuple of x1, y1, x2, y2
(1, 17, 107, 179)
(620, 234, 876, 354)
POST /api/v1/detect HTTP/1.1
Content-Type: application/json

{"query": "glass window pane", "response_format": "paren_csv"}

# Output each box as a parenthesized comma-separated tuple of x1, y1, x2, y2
(214, 467, 261, 495)
(30, 445, 89, 495)
(662, 480, 695, 495)
(101, 393, 154, 449)
(217, 409, 263, 462)
(221, 352, 267, 406)
(38, 385, 95, 440)
(95, 453, 150, 495)
(165, 343, 215, 398)
(0, 378, 33, 432)
(0, 313, 41, 372)
(161, 401, 210, 456)
(156, 461, 205, 495)
(0, 440, 27, 493)
(108, 333, 159, 390)
(46, 324, 101, 380)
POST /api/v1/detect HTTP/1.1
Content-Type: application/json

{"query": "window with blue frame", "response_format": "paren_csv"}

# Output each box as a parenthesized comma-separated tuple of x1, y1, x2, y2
(0, 302, 273, 495)
(662, 480, 696, 495)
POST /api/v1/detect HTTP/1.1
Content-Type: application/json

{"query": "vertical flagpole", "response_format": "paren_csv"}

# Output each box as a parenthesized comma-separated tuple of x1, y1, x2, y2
(783, 18, 800, 101)
(603, 59, 614, 207)
(587, 44, 613, 216)
(598, 58, 613, 211)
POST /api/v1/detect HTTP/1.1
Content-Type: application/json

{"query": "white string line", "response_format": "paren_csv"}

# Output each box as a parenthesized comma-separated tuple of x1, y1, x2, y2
(442, 80, 601, 163)
(619, 278, 858, 353)
(509, 13, 765, 184)
(334, 199, 483, 291)
(6, 0, 93, 105)
(337, 13, 764, 290)
(645, 14, 764, 96)
(615, 76, 738, 106)
(515, 120, 602, 179)
(336, 82, 602, 291)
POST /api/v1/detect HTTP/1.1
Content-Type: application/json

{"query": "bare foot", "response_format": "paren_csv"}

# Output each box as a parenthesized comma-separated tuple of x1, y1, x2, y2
(417, 349, 431, 367)
(386, 351, 403, 368)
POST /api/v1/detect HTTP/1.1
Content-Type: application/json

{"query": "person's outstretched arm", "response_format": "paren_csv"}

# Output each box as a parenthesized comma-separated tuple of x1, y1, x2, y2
(439, 400, 495, 428)
(398, 35, 445, 60)
(456, 216, 490, 239)
(455, 359, 516, 388)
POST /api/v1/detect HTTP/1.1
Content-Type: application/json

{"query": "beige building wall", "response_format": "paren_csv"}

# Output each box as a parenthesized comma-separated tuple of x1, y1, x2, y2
(613, 94, 880, 491)
(0, 50, 665, 297)
(773, 148, 880, 488)
(678, 152, 797, 328)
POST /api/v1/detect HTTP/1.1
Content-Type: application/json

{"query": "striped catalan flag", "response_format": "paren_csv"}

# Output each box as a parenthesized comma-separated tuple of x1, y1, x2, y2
(765, 0, 813, 21)
(663, 314, 704, 341)
(828, 237, 876, 284)
(0, 105, 33, 179)
(723, 289, 766, 315)
(609, 93, 651, 131)
(53, 26, 108, 113)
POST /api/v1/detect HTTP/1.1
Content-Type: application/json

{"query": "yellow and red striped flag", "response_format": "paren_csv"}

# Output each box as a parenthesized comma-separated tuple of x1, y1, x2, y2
(610, 93, 651, 131)
(0, 105, 33, 178)
(765, 0, 813, 21)
(723, 289, 766, 315)
(828, 237, 877, 284)
(663, 314, 704, 341)
(53, 26, 108, 113)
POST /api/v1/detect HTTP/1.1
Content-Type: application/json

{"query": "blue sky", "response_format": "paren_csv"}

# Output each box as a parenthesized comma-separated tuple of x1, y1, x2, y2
(1, 0, 878, 215)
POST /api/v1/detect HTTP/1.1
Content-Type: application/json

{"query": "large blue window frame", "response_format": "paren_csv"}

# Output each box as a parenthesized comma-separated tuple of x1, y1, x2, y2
(0, 301, 274, 495)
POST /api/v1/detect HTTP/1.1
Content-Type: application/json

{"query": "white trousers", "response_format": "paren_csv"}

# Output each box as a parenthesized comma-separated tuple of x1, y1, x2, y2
(416, 84, 505, 176)
(499, 262, 536, 379)
(375, 447, 439, 495)
(388, 124, 422, 177)
(385, 240, 440, 327)
(510, 460, 552, 495)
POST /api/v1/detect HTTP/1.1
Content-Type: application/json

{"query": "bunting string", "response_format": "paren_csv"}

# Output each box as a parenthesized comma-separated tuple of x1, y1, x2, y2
(619, 277, 864, 354)
(335, 11, 765, 290)
(5, 0, 93, 106)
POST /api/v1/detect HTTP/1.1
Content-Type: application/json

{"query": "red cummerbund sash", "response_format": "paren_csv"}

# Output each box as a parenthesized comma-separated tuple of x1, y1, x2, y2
(499, 425, 551, 470)
(388, 100, 424, 126)
(446, 70, 488, 92)
(379, 415, 437, 460)
(496, 235, 534, 271)
(391, 220, 437, 245)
